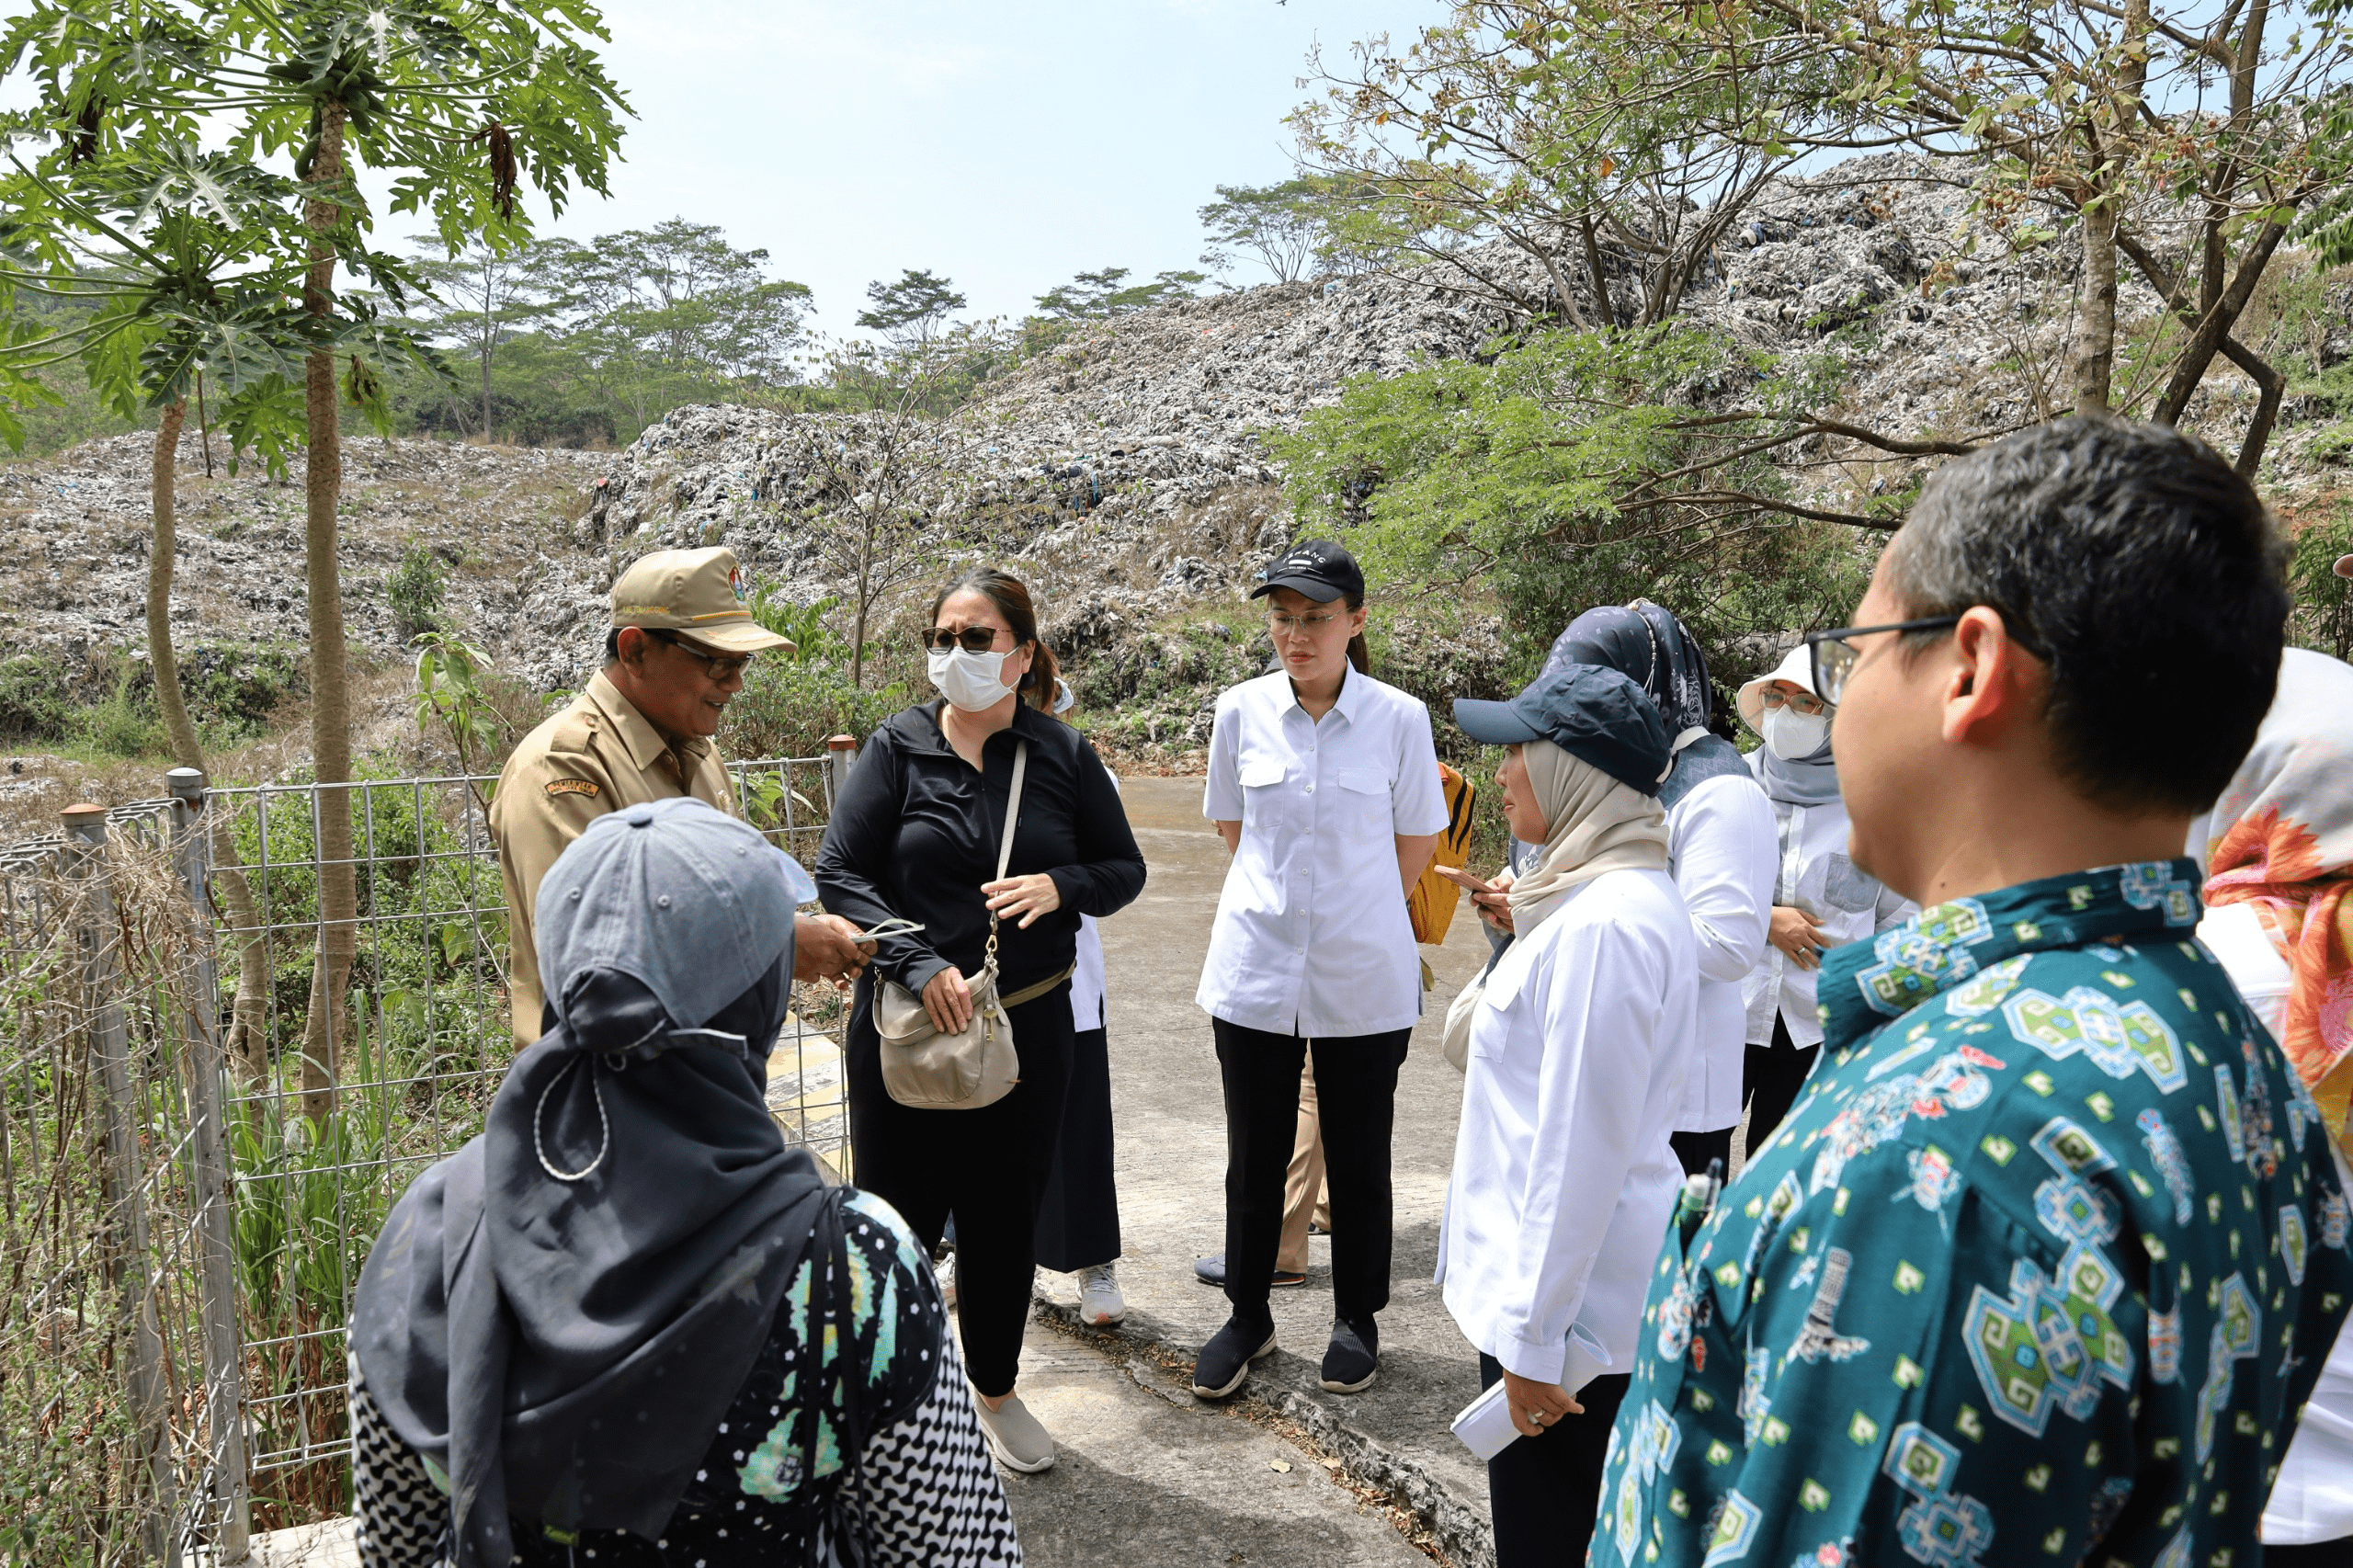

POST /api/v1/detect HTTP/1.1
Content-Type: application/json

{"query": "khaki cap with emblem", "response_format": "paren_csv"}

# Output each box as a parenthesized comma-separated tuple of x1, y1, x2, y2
(609, 546, 794, 654)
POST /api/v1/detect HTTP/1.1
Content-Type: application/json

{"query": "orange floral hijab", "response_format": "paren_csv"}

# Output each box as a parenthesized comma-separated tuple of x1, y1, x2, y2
(2200, 648, 2353, 1157)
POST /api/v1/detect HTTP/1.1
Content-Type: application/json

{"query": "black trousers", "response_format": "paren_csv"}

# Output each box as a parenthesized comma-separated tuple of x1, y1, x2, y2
(1669, 1126, 1733, 1179)
(1213, 1017, 1410, 1330)
(1035, 1025, 1121, 1273)
(847, 981, 1075, 1399)
(1745, 1013, 1820, 1153)
(1479, 1354, 1631, 1567)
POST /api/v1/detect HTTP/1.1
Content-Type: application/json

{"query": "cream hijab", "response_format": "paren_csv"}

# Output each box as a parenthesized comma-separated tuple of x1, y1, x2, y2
(1445, 741, 1671, 1070)
(1506, 740, 1673, 934)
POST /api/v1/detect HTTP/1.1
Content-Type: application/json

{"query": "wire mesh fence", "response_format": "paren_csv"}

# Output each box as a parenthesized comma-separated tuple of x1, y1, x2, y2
(0, 750, 851, 1564)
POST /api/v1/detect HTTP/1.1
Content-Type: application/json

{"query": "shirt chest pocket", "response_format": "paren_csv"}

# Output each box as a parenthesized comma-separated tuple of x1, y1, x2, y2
(1238, 756, 1288, 790)
(1468, 973, 1523, 1068)
(1326, 767, 1392, 832)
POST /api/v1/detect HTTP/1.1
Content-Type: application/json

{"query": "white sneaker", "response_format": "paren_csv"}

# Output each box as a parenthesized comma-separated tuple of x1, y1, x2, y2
(971, 1386, 1056, 1473)
(1074, 1263, 1126, 1325)
(938, 1250, 957, 1312)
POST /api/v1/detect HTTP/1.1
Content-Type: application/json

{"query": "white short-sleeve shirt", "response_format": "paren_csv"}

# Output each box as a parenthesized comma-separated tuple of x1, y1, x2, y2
(1196, 667, 1449, 1038)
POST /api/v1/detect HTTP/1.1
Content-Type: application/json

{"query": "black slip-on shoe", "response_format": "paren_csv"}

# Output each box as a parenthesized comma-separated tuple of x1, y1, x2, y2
(1192, 1317, 1278, 1400)
(1192, 1253, 1306, 1289)
(1320, 1316, 1380, 1393)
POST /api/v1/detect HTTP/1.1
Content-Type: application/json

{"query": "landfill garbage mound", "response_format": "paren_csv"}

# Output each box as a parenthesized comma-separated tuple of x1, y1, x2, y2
(0, 432, 600, 700)
(9, 153, 2347, 760)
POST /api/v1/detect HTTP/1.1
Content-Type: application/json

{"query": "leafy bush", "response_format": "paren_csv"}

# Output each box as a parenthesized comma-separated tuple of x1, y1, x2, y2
(1271, 324, 1877, 694)
(0, 653, 72, 741)
(77, 669, 164, 757)
(722, 656, 909, 761)
(748, 587, 849, 662)
(2288, 500, 2353, 661)
(384, 542, 449, 641)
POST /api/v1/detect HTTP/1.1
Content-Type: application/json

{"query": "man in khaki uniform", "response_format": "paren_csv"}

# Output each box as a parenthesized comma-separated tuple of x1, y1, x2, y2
(494, 546, 870, 1045)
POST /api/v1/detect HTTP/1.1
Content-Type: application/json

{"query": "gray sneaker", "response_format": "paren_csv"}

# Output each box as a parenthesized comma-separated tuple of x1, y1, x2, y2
(971, 1386, 1055, 1473)
(1074, 1263, 1127, 1325)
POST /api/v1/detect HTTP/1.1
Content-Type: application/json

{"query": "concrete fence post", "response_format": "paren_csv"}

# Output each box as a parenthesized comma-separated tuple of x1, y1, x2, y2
(63, 803, 184, 1568)
(824, 733, 858, 810)
(165, 768, 252, 1562)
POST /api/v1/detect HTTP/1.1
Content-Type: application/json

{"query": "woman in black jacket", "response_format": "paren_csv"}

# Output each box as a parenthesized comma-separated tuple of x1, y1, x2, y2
(814, 568, 1145, 1476)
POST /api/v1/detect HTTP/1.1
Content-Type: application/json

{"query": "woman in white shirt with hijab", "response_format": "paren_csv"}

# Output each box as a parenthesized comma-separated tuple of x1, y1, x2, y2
(1736, 645, 1912, 1148)
(1525, 601, 1775, 1177)
(1438, 664, 1698, 1568)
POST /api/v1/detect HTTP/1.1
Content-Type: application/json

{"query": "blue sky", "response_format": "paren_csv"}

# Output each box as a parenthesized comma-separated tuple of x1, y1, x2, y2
(511, 0, 1439, 335)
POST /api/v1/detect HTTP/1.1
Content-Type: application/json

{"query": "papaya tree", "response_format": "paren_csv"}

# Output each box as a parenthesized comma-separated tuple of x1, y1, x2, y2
(0, 135, 428, 1085)
(1, 0, 628, 1114)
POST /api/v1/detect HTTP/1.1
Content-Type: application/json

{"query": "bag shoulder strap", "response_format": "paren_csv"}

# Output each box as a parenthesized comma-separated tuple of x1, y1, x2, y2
(996, 741, 1029, 884)
(983, 741, 1030, 950)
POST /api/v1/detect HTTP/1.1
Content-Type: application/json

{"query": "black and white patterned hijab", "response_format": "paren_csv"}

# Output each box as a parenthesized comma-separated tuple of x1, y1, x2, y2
(352, 799, 834, 1566)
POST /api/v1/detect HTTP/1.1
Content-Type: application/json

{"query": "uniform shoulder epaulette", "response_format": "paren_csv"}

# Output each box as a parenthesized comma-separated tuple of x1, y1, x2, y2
(542, 694, 607, 757)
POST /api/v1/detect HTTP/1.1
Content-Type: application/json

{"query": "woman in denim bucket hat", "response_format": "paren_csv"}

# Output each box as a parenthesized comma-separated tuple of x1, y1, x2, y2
(349, 798, 1021, 1566)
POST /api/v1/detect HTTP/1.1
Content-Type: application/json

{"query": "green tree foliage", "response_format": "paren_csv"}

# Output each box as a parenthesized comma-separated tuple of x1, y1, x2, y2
(1199, 176, 1392, 282)
(1199, 179, 1328, 282)
(1271, 324, 1873, 686)
(396, 219, 813, 443)
(856, 267, 967, 345)
(1033, 266, 1208, 320)
(399, 236, 552, 438)
(1, 0, 628, 1122)
(1293, 5, 1841, 330)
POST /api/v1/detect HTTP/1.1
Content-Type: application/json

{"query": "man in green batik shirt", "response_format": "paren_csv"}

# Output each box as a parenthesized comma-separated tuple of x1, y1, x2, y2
(1596, 419, 2353, 1568)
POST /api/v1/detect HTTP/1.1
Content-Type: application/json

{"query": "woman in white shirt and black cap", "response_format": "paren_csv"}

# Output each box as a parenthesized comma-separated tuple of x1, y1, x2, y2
(1438, 663, 1699, 1567)
(1191, 540, 1449, 1402)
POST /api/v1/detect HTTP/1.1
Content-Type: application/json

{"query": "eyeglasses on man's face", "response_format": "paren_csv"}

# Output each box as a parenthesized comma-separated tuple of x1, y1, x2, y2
(648, 630, 753, 681)
(1802, 615, 1964, 705)
(919, 625, 1011, 654)
(1267, 609, 1345, 638)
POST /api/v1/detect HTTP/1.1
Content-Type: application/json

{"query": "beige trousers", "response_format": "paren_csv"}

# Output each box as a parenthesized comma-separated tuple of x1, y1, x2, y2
(1278, 1058, 1335, 1273)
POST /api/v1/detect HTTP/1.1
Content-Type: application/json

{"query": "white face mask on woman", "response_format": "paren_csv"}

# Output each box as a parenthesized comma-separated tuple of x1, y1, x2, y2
(928, 647, 1018, 712)
(1762, 703, 1830, 760)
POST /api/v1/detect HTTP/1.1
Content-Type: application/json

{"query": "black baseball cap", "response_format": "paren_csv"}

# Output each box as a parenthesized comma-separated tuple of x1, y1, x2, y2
(1453, 664, 1673, 795)
(1249, 539, 1364, 604)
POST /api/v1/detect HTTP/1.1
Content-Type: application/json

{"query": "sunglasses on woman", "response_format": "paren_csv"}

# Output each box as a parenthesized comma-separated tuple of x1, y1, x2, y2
(918, 626, 1011, 653)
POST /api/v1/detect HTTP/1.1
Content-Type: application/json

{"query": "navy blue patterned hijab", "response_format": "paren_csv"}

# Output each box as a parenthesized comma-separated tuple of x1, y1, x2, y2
(1541, 601, 1749, 808)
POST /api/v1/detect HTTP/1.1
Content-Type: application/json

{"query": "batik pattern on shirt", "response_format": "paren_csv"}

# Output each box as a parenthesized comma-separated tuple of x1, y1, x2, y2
(1596, 860, 2353, 1568)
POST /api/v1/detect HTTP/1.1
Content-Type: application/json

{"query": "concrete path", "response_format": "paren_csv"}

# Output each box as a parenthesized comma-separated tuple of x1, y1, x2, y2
(992, 1316, 1433, 1566)
(1028, 775, 1501, 1567)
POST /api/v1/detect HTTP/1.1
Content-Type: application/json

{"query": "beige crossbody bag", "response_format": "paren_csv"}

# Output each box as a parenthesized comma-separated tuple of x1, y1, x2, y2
(873, 741, 1074, 1109)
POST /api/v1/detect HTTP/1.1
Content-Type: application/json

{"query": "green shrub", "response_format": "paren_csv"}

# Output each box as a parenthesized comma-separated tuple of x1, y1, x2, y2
(2289, 501, 2353, 662)
(0, 653, 72, 742)
(722, 657, 909, 760)
(384, 542, 449, 641)
(185, 643, 304, 734)
(75, 671, 164, 757)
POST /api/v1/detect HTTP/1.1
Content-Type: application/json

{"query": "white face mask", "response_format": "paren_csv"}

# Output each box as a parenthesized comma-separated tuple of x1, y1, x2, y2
(1762, 704, 1830, 761)
(928, 647, 1017, 712)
